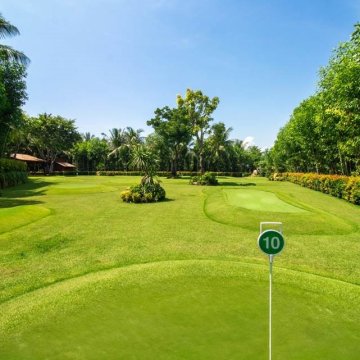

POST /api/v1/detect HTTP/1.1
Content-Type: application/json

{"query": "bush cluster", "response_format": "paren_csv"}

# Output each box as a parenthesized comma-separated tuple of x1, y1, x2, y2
(270, 172, 360, 205)
(120, 183, 166, 203)
(0, 159, 28, 189)
(189, 172, 218, 186)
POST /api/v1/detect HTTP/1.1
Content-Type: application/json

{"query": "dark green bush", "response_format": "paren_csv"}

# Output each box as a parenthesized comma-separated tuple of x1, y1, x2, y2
(0, 159, 28, 188)
(189, 172, 218, 186)
(120, 183, 166, 203)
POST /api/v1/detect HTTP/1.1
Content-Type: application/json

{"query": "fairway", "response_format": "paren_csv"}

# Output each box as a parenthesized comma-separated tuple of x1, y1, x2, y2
(0, 176, 359, 359)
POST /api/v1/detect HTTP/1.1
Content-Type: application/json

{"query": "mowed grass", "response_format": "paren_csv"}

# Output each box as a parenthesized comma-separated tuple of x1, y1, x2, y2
(0, 176, 359, 359)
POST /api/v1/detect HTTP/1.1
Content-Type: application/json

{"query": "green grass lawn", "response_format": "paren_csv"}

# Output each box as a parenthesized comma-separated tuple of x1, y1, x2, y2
(0, 176, 359, 359)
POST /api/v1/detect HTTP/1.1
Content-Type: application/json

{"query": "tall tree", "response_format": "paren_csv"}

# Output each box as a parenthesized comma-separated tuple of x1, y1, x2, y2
(147, 106, 191, 177)
(206, 122, 232, 171)
(177, 89, 219, 174)
(318, 23, 360, 174)
(28, 113, 81, 172)
(72, 137, 109, 171)
(105, 127, 143, 170)
(0, 60, 27, 156)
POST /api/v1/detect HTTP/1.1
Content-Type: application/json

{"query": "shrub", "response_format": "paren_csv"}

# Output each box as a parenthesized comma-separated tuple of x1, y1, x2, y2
(0, 159, 28, 189)
(268, 173, 285, 181)
(120, 183, 166, 203)
(189, 172, 218, 186)
(271, 172, 360, 205)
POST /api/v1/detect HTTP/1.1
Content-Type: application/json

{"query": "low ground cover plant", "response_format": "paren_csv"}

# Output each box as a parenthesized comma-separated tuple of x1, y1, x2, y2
(270, 172, 360, 205)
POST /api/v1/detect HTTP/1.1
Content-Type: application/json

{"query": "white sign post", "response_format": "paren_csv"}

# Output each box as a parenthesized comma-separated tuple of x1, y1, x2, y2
(257, 222, 285, 360)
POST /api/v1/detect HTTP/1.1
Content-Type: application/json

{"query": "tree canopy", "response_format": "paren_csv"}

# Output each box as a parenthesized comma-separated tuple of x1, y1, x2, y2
(268, 23, 360, 176)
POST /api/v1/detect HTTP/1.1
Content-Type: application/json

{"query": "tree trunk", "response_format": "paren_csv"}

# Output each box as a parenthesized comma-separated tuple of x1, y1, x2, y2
(49, 160, 55, 173)
(199, 131, 205, 174)
(338, 149, 346, 175)
(170, 149, 179, 178)
(199, 151, 206, 174)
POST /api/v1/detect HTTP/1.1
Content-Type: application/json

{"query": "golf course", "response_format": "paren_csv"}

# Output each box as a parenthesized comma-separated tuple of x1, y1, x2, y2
(0, 175, 359, 359)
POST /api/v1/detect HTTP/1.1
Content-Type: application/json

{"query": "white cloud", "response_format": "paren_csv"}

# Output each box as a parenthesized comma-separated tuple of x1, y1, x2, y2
(242, 136, 254, 149)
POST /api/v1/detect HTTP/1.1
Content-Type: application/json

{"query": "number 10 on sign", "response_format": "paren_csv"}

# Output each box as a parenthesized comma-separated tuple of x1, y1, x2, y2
(258, 230, 284, 255)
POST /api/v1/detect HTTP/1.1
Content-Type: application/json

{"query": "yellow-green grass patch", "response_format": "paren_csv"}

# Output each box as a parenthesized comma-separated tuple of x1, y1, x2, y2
(46, 181, 117, 195)
(0, 206, 51, 234)
(224, 189, 308, 213)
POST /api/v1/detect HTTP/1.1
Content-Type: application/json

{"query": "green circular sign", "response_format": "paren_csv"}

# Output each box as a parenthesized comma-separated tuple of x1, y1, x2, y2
(258, 230, 285, 255)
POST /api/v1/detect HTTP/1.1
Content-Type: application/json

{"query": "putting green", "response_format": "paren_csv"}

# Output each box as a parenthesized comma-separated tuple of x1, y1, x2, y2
(0, 206, 51, 234)
(205, 187, 355, 234)
(224, 189, 307, 213)
(0, 261, 358, 360)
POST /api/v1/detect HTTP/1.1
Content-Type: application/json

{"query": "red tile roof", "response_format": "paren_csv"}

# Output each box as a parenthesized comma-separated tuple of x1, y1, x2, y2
(11, 153, 45, 162)
(56, 161, 76, 168)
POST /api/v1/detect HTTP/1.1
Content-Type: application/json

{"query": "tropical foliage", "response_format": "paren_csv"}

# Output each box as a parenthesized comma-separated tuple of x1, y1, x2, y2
(0, 158, 27, 188)
(0, 13, 29, 65)
(267, 23, 360, 176)
(26, 114, 81, 172)
(0, 60, 27, 157)
(270, 172, 360, 205)
(189, 172, 218, 186)
(120, 145, 166, 203)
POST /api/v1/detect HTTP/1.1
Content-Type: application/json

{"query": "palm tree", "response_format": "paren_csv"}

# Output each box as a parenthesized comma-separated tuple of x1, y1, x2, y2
(82, 132, 95, 141)
(131, 145, 158, 185)
(0, 13, 30, 65)
(124, 127, 144, 146)
(105, 127, 144, 170)
(207, 122, 233, 171)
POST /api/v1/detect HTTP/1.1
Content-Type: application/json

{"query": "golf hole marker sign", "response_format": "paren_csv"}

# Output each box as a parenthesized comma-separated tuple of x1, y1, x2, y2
(258, 222, 285, 360)
(258, 229, 284, 255)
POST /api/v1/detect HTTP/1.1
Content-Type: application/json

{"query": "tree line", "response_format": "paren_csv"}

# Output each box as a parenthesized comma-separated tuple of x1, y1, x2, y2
(265, 23, 360, 176)
(8, 90, 262, 176)
(0, 14, 261, 176)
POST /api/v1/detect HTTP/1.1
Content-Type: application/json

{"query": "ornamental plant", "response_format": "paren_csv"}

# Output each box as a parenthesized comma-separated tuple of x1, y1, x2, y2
(120, 146, 166, 203)
(189, 172, 218, 186)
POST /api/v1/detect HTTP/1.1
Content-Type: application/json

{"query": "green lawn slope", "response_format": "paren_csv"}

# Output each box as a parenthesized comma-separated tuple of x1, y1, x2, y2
(0, 176, 359, 359)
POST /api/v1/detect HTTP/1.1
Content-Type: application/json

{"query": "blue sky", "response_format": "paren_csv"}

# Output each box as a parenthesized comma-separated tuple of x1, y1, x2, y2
(2, 0, 359, 149)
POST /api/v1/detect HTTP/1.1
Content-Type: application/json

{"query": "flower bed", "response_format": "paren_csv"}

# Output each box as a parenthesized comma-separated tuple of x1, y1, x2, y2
(269, 172, 360, 205)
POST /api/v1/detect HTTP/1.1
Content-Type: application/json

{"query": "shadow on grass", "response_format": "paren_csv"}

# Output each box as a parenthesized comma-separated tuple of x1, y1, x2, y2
(220, 182, 256, 187)
(163, 198, 175, 202)
(1, 179, 55, 199)
(0, 198, 43, 209)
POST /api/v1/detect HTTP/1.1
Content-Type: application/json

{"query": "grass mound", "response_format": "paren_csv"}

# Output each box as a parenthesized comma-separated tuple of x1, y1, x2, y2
(205, 183, 357, 235)
(0, 176, 359, 359)
(0, 260, 359, 360)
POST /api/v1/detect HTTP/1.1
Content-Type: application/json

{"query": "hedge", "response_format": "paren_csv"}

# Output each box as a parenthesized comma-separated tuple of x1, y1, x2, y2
(269, 172, 360, 205)
(0, 159, 28, 189)
(96, 171, 244, 177)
